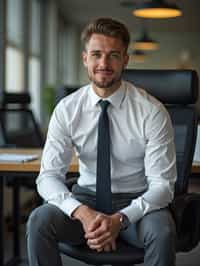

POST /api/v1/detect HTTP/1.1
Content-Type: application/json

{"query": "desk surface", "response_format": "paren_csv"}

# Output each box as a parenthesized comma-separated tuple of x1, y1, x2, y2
(0, 148, 78, 173)
(0, 148, 200, 174)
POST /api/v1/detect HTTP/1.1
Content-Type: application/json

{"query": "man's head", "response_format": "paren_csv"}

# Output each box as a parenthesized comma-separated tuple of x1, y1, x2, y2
(81, 17, 130, 53)
(81, 18, 130, 97)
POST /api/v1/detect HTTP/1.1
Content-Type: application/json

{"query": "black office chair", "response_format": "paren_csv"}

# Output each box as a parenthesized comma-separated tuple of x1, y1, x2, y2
(0, 93, 44, 148)
(0, 92, 45, 259)
(0, 93, 44, 191)
(59, 69, 200, 266)
(56, 85, 79, 105)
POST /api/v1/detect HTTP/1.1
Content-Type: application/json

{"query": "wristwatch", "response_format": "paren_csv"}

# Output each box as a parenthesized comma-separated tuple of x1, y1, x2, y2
(118, 213, 130, 231)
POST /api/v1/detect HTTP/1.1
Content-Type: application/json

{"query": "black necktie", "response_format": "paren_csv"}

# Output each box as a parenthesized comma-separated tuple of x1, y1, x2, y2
(96, 100, 112, 214)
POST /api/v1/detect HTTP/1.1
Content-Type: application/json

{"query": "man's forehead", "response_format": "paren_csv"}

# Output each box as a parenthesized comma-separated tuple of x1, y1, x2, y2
(85, 34, 125, 53)
(86, 34, 125, 49)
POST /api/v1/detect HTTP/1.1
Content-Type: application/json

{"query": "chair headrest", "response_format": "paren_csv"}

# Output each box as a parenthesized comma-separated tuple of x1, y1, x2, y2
(123, 69, 199, 104)
(2, 93, 31, 105)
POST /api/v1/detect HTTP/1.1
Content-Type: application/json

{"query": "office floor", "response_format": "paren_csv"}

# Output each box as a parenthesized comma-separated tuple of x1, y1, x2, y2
(4, 177, 200, 266)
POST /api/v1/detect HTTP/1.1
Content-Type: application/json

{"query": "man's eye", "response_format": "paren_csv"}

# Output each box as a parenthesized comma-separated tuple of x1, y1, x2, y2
(92, 53, 101, 58)
(110, 53, 120, 59)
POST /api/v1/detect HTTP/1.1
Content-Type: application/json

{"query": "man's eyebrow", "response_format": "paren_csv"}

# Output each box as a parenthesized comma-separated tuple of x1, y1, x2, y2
(110, 50, 121, 54)
(89, 50, 121, 53)
(90, 50, 101, 53)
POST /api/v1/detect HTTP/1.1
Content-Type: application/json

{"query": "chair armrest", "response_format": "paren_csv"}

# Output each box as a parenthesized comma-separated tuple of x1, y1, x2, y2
(170, 193, 200, 245)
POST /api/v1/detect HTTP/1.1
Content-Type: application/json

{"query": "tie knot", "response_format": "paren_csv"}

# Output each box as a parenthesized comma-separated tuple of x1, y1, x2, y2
(99, 100, 110, 111)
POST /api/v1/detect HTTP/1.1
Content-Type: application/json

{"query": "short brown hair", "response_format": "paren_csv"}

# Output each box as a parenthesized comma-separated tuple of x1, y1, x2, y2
(81, 17, 130, 52)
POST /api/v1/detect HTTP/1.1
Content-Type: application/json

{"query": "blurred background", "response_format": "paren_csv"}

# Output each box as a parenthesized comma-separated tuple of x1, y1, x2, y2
(1, 1, 200, 264)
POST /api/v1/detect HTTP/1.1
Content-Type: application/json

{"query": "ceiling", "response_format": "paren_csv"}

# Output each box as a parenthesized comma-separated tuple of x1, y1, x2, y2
(59, 0, 200, 33)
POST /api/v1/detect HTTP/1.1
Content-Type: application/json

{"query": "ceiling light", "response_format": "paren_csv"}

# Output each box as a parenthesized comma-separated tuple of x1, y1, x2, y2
(133, 0, 182, 19)
(130, 50, 146, 63)
(132, 29, 159, 51)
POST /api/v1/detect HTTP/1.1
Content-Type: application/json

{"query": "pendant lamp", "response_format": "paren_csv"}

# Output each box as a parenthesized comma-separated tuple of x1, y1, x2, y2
(133, 0, 182, 19)
(130, 50, 146, 63)
(133, 29, 159, 51)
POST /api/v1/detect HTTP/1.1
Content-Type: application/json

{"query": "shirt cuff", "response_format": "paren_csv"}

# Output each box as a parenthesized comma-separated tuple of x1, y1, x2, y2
(49, 196, 82, 218)
(120, 201, 144, 224)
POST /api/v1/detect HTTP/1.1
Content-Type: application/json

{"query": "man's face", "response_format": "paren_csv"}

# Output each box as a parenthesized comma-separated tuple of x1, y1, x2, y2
(82, 34, 129, 93)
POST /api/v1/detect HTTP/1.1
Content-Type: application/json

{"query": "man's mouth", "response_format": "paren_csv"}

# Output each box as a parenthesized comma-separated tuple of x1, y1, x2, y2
(95, 69, 113, 75)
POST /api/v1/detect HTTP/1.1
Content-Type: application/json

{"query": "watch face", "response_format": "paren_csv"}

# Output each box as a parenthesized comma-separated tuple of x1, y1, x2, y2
(121, 214, 130, 230)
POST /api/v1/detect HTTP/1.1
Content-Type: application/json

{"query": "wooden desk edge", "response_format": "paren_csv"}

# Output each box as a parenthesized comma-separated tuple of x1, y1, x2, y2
(0, 149, 199, 174)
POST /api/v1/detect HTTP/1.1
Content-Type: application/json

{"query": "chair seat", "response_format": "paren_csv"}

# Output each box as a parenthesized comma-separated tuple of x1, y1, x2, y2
(59, 240, 144, 265)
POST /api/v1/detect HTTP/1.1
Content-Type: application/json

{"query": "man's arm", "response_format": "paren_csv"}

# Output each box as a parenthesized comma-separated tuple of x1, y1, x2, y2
(120, 104, 177, 224)
(36, 101, 82, 217)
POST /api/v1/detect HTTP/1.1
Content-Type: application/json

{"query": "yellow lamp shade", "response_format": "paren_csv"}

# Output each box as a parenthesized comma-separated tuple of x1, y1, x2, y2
(133, 0, 182, 19)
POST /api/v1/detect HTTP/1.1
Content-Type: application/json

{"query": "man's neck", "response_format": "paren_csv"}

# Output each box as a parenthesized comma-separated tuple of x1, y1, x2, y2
(92, 81, 122, 98)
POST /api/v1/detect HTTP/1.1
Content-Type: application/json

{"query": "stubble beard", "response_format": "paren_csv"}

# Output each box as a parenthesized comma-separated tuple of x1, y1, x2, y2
(88, 72, 122, 90)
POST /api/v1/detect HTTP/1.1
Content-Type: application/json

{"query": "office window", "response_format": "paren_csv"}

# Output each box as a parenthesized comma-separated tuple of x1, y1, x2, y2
(29, 0, 41, 121)
(29, 57, 41, 121)
(6, 0, 24, 92)
(7, 0, 24, 46)
(6, 47, 24, 92)
(30, 0, 41, 55)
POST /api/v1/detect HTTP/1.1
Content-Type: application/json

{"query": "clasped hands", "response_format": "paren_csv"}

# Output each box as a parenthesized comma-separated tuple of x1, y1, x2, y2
(72, 205, 122, 252)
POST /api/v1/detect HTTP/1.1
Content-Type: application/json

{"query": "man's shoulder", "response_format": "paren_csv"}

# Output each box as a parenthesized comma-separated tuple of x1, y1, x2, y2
(53, 84, 90, 119)
(58, 84, 90, 107)
(125, 80, 164, 112)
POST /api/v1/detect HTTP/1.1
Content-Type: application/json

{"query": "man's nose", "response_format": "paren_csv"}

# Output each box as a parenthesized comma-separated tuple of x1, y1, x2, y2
(99, 55, 110, 67)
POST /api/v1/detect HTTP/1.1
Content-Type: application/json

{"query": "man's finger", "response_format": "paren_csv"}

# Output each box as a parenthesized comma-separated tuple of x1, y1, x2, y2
(87, 236, 113, 249)
(103, 243, 112, 252)
(87, 213, 103, 232)
(111, 240, 116, 251)
(87, 231, 111, 245)
(85, 224, 110, 239)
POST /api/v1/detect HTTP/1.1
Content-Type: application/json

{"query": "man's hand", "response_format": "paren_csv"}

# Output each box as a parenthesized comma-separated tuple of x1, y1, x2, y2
(85, 212, 122, 252)
(72, 205, 99, 234)
(72, 206, 122, 252)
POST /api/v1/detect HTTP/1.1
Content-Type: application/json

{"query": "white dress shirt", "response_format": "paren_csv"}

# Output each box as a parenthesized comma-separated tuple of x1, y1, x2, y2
(37, 80, 177, 223)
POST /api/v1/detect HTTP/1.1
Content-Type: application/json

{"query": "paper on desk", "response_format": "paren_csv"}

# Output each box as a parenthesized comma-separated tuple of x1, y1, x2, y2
(0, 153, 39, 163)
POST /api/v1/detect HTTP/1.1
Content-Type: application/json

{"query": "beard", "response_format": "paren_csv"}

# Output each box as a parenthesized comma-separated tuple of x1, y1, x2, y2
(87, 71, 122, 90)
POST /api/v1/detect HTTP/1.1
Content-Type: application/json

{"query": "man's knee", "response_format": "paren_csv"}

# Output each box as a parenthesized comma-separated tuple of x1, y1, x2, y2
(27, 204, 61, 236)
(149, 224, 176, 248)
(138, 209, 176, 248)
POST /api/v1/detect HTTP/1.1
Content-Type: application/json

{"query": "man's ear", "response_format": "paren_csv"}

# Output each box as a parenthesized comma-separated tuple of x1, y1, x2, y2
(82, 51, 88, 67)
(124, 54, 129, 68)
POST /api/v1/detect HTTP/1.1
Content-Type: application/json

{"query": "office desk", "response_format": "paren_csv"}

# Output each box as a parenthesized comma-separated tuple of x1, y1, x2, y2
(0, 149, 200, 265)
(0, 148, 78, 266)
(191, 161, 200, 174)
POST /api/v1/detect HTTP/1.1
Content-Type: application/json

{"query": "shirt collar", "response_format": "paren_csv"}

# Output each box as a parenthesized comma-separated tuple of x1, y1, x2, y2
(88, 81, 126, 109)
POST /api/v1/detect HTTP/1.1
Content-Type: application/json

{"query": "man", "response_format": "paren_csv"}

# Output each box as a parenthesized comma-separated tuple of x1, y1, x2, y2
(27, 17, 177, 266)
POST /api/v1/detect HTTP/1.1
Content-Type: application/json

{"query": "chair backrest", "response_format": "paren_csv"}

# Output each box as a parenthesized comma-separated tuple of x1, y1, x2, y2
(123, 69, 199, 196)
(56, 85, 79, 105)
(0, 92, 44, 148)
(2, 92, 31, 106)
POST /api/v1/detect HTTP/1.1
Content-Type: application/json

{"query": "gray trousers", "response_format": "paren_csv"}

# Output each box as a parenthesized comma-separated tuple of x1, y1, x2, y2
(27, 185, 176, 266)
